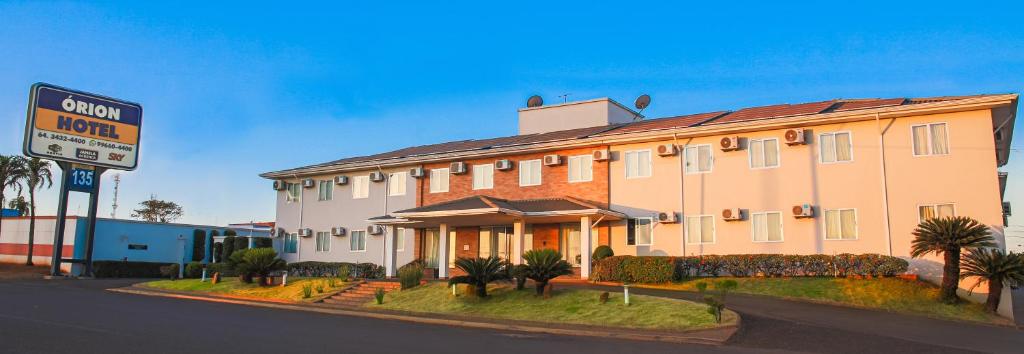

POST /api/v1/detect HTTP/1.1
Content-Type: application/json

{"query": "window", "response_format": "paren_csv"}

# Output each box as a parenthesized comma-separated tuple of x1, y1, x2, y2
(568, 155, 593, 182)
(352, 175, 369, 199)
(684, 145, 713, 174)
(820, 132, 853, 163)
(749, 138, 780, 169)
(286, 183, 301, 202)
(625, 150, 652, 178)
(627, 218, 653, 246)
(751, 212, 783, 242)
(478, 227, 511, 260)
(519, 160, 542, 186)
(388, 172, 407, 196)
(284, 233, 298, 254)
(472, 164, 494, 190)
(315, 231, 331, 252)
(350, 230, 366, 251)
(429, 168, 449, 193)
(317, 180, 333, 201)
(919, 203, 955, 222)
(912, 123, 949, 156)
(686, 215, 715, 244)
(395, 228, 406, 252)
(824, 209, 857, 240)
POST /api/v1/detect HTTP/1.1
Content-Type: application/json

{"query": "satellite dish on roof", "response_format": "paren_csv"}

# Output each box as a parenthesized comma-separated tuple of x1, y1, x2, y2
(634, 94, 651, 110)
(527, 95, 544, 108)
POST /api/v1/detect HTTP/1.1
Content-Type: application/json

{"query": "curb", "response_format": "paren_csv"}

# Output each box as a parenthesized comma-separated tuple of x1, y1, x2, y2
(108, 287, 738, 345)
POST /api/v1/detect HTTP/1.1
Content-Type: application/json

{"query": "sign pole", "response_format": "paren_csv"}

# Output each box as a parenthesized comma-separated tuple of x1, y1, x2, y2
(49, 162, 71, 276)
(82, 167, 106, 277)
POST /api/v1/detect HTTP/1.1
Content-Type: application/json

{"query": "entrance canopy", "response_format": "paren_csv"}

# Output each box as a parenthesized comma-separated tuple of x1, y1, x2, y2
(368, 196, 626, 228)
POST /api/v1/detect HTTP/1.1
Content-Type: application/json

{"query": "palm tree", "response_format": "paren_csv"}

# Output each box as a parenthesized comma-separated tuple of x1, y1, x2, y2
(0, 155, 27, 238)
(20, 158, 53, 266)
(522, 249, 574, 296)
(961, 248, 1024, 313)
(911, 216, 995, 303)
(447, 256, 509, 298)
(7, 196, 29, 216)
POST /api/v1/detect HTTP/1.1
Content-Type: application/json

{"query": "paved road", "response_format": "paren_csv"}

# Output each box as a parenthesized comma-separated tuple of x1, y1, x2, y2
(0, 279, 1016, 354)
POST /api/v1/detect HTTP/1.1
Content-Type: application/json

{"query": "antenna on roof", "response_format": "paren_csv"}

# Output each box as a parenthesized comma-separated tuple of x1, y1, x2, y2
(526, 95, 544, 108)
(632, 94, 651, 121)
(557, 93, 571, 103)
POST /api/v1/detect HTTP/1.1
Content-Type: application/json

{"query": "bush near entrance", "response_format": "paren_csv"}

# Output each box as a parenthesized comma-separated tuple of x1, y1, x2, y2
(287, 261, 385, 279)
(94, 261, 173, 278)
(591, 254, 909, 283)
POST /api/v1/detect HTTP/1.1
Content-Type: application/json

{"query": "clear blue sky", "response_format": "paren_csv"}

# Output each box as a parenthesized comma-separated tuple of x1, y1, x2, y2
(0, 1, 1021, 229)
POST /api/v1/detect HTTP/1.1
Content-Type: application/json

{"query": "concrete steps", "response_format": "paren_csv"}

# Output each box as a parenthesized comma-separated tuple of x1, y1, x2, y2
(319, 280, 400, 308)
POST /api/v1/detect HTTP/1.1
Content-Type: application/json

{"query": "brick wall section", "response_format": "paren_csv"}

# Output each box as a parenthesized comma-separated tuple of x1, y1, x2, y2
(454, 227, 480, 260)
(418, 146, 610, 208)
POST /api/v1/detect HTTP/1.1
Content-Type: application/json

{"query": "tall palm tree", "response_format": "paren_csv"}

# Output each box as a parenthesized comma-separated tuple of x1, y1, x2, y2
(961, 248, 1024, 313)
(448, 256, 509, 297)
(7, 195, 29, 216)
(911, 216, 995, 303)
(0, 155, 27, 239)
(21, 158, 53, 266)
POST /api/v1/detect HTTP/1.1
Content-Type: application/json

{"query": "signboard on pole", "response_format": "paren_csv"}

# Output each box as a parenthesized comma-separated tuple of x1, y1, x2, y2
(23, 83, 143, 171)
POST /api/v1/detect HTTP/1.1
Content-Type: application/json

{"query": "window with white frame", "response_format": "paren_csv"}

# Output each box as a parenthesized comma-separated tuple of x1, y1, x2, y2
(284, 233, 298, 253)
(388, 172, 407, 196)
(919, 203, 955, 222)
(684, 145, 713, 174)
(473, 164, 494, 190)
(286, 183, 301, 202)
(317, 180, 333, 201)
(624, 150, 652, 178)
(912, 123, 949, 156)
(686, 215, 715, 244)
(568, 155, 593, 182)
(819, 132, 853, 163)
(352, 175, 369, 199)
(315, 231, 331, 252)
(627, 218, 653, 246)
(519, 159, 542, 186)
(749, 138, 780, 169)
(350, 230, 366, 251)
(429, 168, 449, 193)
(751, 212, 783, 242)
(824, 209, 857, 240)
(396, 228, 406, 252)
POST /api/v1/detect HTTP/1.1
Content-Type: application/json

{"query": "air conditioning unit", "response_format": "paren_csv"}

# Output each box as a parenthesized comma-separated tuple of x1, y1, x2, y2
(410, 167, 426, 178)
(722, 208, 744, 221)
(592, 149, 610, 161)
(792, 204, 814, 218)
(495, 159, 513, 171)
(1003, 202, 1012, 216)
(784, 128, 806, 145)
(657, 211, 679, 223)
(720, 136, 740, 151)
(301, 178, 315, 188)
(272, 180, 287, 191)
(331, 227, 347, 237)
(657, 143, 678, 156)
(367, 225, 384, 235)
(335, 175, 349, 185)
(450, 162, 467, 174)
(543, 154, 562, 166)
(298, 228, 313, 237)
(369, 171, 386, 182)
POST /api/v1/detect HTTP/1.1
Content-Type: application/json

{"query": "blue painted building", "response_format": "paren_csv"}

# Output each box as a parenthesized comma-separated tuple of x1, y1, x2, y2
(1, 209, 19, 217)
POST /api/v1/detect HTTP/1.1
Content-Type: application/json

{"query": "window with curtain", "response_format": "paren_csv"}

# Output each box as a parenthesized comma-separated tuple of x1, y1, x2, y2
(284, 233, 299, 253)
(388, 172, 407, 196)
(625, 150, 652, 178)
(628, 218, 653, 246)
(684, 145, 713, 174)
(919, 203, 955, 222)
(286, 183, 301, 202)
(824, 209, 857, 240)
(751, 212, 783, 242)
(395, 228, 406, 252)
(912, 123, 949, 156)
(317, 180, 333, 201)
(472, 164, 494, 190)
(352, 176, 369, 199)
(749, 138, 780, 169)
(315, 231, 331, 252)
(429, 168, 449, 193)
(350, 230, 366, 251)
(519, 160, 542, 186)
(819, 132, 853, 163)
(424, 229, 439, 268)
(686, 215, 715, 244)
(567, 155, 593, 182)
(561, 224, 581, 265)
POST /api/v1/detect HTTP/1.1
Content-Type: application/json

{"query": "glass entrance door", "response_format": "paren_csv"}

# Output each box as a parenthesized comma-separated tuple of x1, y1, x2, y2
(424, 229, 440, 268)
(479, 226, 511, 261)
(560, 223, 581, 266)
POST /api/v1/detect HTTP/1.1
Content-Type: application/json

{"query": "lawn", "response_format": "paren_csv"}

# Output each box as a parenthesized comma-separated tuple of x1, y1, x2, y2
(143, 277, 351, 302)
(370, 282, 737, 331)
(641, 277, 1003, 324)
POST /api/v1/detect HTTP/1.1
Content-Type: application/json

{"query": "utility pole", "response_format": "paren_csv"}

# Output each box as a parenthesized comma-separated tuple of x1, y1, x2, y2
(110, 174, 120, 218)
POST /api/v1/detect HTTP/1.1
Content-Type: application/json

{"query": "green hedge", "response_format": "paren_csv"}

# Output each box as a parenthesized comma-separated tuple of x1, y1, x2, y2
(191, 229, 206, 262)
(94, 261, 173, 278)
(591, 254, 909, 283)
(253, 237, 272, 248)
(184, 261, 205, 278)
(286, 261, 385, 279)
(207, 262, 237, 277)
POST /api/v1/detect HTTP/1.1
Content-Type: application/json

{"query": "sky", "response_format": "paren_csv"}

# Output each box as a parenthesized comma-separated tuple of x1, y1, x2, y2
(0, 1, 1021, 236)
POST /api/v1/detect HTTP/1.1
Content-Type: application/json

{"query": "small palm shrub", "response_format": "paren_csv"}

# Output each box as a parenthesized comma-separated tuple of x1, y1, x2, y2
(961, 248, 1024, 313)
(510, 264, 529, 290)
(374, 287, 386, 304)
(522, 249, 573, 296)
(911, 216, 995, 303)
(301, 283, 313, 298)
(592, 245, 614, 262)
(327, 277, 338, 288)
(398, 260, 425, 289)
(232, 248, 287, 286)
(315, 282, 325, 294)
(447, 256, 509, 298)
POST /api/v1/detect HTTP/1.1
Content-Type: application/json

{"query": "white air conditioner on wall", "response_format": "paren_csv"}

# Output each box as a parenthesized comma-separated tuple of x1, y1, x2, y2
(592, 149, 610, 161)
(298, 228, 313, 237)
(302, 178, 315, 188)
(784, 128, 807, 145)
(657, 143, 678, 156)
(657, 211, 679, 223)
(495, 159, 513, 171)
(720, 136, 740, 151)
(722, 208, 743, 221)
(410, 167, 426, 178)
(369, 171, 386, 182)
(331, 227, 347, 237)
(335, 175, 349, 185)
(272, 180, 287, 191)
(367, 225, 384, 235)
(792, 204, 814, 218)
(450, 162, 467, 174)
(543, 154, 562, 166)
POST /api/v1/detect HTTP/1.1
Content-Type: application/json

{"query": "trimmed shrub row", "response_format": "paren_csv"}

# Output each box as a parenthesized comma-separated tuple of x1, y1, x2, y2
(591, 254, 909, 283)
(286, 261, 385, 279)
(93, 261, 173, 278)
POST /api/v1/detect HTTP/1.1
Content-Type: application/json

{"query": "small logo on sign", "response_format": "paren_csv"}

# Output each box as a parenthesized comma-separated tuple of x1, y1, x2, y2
(47, 144, 63, 155)
(108, 152, 125, 161)
(76, 149, 99, 161)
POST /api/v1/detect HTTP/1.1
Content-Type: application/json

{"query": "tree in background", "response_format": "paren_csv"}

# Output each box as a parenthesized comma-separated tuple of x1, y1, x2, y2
(192, 229, 207, 262)
(233, 235, 248, 254)
(130, 195, 183, 223)
(7, 196, 29, 216)
(209, 230, 220, 262)
(0, 155, 26, 238)
(20, 158, 52, 266)
(911, 216, 995, 303)
(222, 235, 236, 264)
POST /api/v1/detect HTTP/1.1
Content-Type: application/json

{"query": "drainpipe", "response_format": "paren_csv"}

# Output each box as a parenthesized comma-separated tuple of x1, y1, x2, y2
(674, 133, 686, 256)
(293, 173, 304, 261)
(876, 113, 893, 256)
(378, 165, 390, 272)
